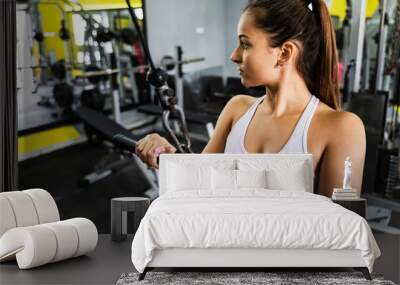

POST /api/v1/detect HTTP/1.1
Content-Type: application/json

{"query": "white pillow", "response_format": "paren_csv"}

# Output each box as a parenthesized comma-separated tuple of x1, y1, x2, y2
(236, 169, 267, 189)
(211, 169, 268, 190)
(266, 167, 307, 191)
(167, 163, 212, 191)
(211, 168, 236, 190)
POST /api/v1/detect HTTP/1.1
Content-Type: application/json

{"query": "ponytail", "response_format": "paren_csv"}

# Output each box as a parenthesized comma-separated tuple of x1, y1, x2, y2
(313, 0, 341, 110)
(245, 0, 341, 110)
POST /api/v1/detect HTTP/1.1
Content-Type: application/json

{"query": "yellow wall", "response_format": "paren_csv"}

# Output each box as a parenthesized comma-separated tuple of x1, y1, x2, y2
(68, 0, 142, 11)
(329, 0, 380, 21)
(38, 3, 75, 61)
(37, 0, 142, 63)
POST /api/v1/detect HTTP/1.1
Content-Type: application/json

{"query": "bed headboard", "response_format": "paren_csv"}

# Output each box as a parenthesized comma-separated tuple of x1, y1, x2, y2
(159, 153, 314, 196)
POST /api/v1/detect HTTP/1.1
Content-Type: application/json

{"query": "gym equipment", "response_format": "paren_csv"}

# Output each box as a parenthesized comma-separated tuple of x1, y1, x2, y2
(95, 26, 114, 43)
(59, 19, 70, 41)
(82, 65, 109, 84)
(160, 55, 176, 71)
(53, 82, 74, 110)
(373, 0, 389, 92)
(343, 0, 366, 94)
(75, 106, 159, 199)
(76, 68, 121, 123)
(33, 31, 44, 43)
(389, 1, 400, 104)
(50, 60, 67, 81)
(125, 0, 193, 153)
(0, 189, 98, 269)
(137, 103, 217, 140)
(80, 87, 105, 111)
(119, 27, 137, 45)
(131, 56, 205, 73)
(76, 68, 120, 81)
(346, 91, 388, 194)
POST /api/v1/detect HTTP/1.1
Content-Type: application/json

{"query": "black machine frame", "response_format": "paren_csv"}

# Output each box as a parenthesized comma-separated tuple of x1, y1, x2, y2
(0, 0, 18, 192)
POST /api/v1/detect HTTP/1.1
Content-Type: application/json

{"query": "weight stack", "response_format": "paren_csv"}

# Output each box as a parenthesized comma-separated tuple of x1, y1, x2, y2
(385, 155, 399, 198)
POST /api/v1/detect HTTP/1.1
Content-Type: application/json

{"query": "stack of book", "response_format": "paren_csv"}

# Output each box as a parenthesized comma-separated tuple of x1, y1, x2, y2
(332, 188, 359, 200)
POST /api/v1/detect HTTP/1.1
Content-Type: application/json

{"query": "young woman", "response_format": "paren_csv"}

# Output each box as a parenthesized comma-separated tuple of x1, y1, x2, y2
(135, 0, 366, 197)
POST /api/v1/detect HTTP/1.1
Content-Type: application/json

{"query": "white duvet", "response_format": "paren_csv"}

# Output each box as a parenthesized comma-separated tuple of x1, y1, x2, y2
(131, 190, 380, 273)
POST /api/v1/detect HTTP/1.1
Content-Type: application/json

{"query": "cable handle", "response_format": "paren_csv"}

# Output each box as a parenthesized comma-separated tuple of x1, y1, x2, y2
(125, 0, 193, 153)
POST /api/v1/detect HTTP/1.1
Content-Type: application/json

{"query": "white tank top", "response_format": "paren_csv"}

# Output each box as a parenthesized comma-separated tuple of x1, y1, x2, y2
(224, 94, 320, 154)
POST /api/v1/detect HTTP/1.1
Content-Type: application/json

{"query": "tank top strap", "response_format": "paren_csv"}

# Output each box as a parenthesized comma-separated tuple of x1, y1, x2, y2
(288, 95, 318, 136)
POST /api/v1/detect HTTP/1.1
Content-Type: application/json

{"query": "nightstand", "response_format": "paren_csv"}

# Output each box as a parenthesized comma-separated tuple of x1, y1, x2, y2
(111, 197, 150, 242)
(332, 198, 366, 218)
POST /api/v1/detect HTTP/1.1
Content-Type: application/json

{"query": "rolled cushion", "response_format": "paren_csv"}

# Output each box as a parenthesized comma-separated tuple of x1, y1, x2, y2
(0, 218, 98, 269)
(0, 191, 39, 228)
(0, 226, 57, 268)
(23, 189, 59, 223)
(42, 221, 79, 262)
(65, 218, 98, 257)
(0, 196, 17, 237)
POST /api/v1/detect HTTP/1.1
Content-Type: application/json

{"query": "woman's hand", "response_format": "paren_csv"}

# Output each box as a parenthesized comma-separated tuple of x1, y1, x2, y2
(135, 133, 177, 169)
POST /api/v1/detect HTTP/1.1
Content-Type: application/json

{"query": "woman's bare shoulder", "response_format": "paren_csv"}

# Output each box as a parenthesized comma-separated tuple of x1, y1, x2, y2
(315, 102, 365, 141)
(225, 94, 259, 122)
(227, 94, 258, 108)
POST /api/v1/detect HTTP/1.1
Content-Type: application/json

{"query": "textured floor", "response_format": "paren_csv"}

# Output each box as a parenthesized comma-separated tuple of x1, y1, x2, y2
(117, 271, 395, 285)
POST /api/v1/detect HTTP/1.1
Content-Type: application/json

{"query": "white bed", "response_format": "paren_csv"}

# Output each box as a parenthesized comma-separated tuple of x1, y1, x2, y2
(131, 154, 381, 280)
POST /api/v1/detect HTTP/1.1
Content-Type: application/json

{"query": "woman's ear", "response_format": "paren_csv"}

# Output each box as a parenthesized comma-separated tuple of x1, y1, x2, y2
(276, 41, 296, 67)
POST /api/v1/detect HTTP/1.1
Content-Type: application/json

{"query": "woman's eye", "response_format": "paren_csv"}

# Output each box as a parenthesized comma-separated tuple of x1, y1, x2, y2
(240, 42, 249, 49)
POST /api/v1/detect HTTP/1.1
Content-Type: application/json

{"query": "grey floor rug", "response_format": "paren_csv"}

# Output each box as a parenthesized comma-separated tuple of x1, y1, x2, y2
(116, 271, 396, 285)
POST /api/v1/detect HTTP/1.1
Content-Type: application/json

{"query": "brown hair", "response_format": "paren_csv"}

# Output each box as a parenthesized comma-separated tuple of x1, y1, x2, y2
(244, 0, 341, 110)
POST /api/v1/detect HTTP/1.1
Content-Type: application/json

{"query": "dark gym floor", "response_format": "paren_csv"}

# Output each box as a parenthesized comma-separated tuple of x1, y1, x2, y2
(18, 137, 207, 233)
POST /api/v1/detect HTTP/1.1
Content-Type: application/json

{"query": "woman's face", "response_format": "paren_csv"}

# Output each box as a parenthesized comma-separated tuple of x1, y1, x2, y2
(230, 10, 281, 88)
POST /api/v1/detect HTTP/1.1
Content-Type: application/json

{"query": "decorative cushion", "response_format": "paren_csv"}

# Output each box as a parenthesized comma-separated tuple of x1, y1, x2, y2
(266, 167, 307, 191)
(0, 218, 98, 269)
(0, 196, 17, 237)
(42, 221, 79, 262)
(65, 218, 98, 257)
(159, 154, 313, 194)
(160, 155, 237, 195)
(0, 189, 60, 238)
(211, 169, 268, 191)
(236, 169, 268, 189)
(24, 189, 60, 224)
(167, 163, 212, 191)
(0, 189, 97, 269)
(211, 168, 236, 190)
(1, 191, 40, 228)
(238, 159, 311, 192)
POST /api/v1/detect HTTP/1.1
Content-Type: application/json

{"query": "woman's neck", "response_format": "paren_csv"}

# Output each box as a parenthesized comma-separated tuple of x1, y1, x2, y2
(262, 72, 312, 118)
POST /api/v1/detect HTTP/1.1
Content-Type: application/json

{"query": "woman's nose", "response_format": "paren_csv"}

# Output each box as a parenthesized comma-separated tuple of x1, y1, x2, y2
(230, 47, 241, 64)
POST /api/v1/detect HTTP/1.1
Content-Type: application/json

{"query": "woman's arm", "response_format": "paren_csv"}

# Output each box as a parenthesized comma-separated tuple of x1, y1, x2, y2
(202, 95, 251, 153)
(317, 112, 366, 197)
